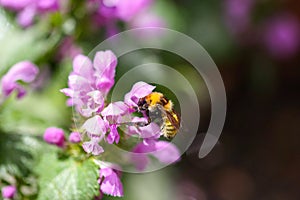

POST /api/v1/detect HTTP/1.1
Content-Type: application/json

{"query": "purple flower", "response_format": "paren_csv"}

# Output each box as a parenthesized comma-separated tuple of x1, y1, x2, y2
(101, 101, 130, 144)
(129, 12, 166, 29)
(101, 101, 129, 117)
(127, 117, 161, 139)
(97, 0, 118, 19)
(82, 115, 108, 136)
(0, 0, 59, 27)
(223, 0, 254, 35)
(106, 124, 119, 144)
(82, 138, 104, 155)
(81, 116, 107, 155)
(262, 14, 300, 59)
(17, 5, 36, 27)
(0, 0, 32, 10)
(99, 168, 123, 197)
(1, 61, 39, 99)
(115, 0, 152, 21)
(92, 0, 152, 35)
(1, 185, 16, 199)
(43, 127, 65, 147)
(69, 132, 81, 143)
(61, 50, 117, 117)
(37, 0, 59, 12)
(97, 0, 152, 21)
(93, 51, 117, 95)
(81, 91, 105, 117)
(124, 81, 155, 107)
(131, 140, 180, 171)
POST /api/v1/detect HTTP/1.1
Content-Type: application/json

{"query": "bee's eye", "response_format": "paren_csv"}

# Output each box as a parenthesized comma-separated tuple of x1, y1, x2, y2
(138, 99, 143, 106)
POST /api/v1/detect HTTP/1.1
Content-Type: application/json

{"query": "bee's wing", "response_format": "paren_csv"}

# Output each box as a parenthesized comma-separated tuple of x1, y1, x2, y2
(166, 110, 181, 129)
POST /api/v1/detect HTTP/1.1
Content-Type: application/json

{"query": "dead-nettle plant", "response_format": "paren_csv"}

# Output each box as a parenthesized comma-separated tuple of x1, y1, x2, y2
(42, 50, 181, 199)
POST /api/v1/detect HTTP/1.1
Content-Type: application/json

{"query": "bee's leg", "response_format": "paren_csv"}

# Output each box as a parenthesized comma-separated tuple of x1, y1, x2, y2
(160, 124, 165, 136)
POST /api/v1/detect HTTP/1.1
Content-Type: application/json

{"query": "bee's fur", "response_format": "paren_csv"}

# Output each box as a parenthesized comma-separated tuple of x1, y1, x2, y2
(137, 92, 180, 139)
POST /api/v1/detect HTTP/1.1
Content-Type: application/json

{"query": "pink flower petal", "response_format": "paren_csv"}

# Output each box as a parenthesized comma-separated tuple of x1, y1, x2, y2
(131, 140, 180, 170)
(152, 141, 181, 164)
(93, 50, 117, 94)
(68, 74, 90, 91)
(101, 101, 129, 116)
(72, 54, 93, 80)
(107, 124, 120, 144)
(60, 88, 74, 97)
(99, 168, 123, 197)
(96, 76, 114, 94)
(130, 11, 166, 28)
(87, 90, 105, 110)
(130, 153, 149, 171)
(124, 81, 155, 107)
(99, 167, 113, 177)
(81, 115, 107, 136)
(37, 0, 59, 11)
(0, 0, 33, 10)
(93, 50, 117, 79)
(1, 61, 39, 98)
(116, 0, 152, 21)
(82, 139, 104, 155)
(131, 141, 155, 171)
(17, 5, 36, 28)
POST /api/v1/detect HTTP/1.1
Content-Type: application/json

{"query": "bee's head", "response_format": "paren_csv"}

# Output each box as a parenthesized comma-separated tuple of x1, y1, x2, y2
(137, 97, 148, 112)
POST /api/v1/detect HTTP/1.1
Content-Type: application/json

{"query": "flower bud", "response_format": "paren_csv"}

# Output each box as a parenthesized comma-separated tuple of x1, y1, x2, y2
(1, 185, 16, 199)
(43, 127, 65, 147)
(69, 132, 81, 143)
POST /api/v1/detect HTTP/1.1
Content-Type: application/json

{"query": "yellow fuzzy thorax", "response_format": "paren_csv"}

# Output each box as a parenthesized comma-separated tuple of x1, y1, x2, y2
(146, 92, 163, 106)
(145, 92, 173, 112)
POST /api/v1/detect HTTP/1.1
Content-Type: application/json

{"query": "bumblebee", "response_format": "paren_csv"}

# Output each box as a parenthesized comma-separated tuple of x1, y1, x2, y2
(137, 92, 181, 139)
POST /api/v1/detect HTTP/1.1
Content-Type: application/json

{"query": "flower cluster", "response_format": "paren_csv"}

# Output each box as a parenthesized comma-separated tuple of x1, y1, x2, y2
(43, 50, 180, 198)
(1, 61, 39, 100)
(223, 0, 300, 58)
(1, 0, 166, 32)
(92, 0, 165, 36)
(60, 50, 180, 158)
(43, 126, 123, 197)
(0, 0, 59, 27)
(60, 50, 117, 117)
(95, 0, 152, 22)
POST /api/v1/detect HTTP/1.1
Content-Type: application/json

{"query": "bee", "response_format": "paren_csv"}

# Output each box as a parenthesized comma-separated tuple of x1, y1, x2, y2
(136, 92, 181, 139)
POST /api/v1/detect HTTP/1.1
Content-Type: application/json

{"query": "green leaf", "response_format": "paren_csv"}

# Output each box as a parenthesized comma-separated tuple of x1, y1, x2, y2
(0, 22, 59, 76)
(0, 133, 33, 177)
(0, 131, 55, 178)
(36, 155, 99, 200)
(0, 92, 71, 136)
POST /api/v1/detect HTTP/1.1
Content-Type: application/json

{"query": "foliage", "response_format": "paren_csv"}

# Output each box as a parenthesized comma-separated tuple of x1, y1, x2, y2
(36, 155, 99, 200)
